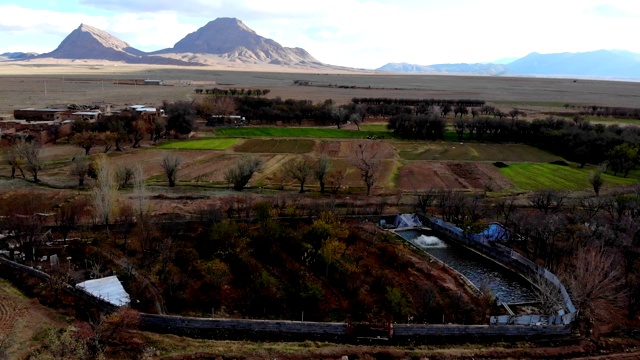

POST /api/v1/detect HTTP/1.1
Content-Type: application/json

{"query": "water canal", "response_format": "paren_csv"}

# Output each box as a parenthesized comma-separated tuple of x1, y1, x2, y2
(396, 229, 535, 304)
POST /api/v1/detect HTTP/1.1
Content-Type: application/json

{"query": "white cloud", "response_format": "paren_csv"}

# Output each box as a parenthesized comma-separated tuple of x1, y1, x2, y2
(108, 13, 198, 50)
(2, 1, 640, 67)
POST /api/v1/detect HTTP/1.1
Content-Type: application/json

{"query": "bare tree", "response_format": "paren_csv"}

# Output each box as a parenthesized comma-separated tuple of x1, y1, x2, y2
(580, 196, 604, 222)
(160, 154, 183, 187)
(532, 272, 565, 315)
(563, 247, 628, 326)
(350, 142, 379, 196)
(531, 189, 566, 214)
(496, 196, 519, 225)
(327, 169, 346, 193)
(314, 155, 331, 194)
(116, 165, 134, 189)
(132, 164, 148, 221)
(284, 156, 312, 193)
(131, 164, 155, 255)
(589, 164, 606, 196)
(92, 154, 119, 240)
(415, 187, 438, 215)
(18, 140, 43, 182)
(55, 198, 85, 243)
(4, 142, 26, 179)
(71, 155, 89, 188)
(350, 113, 363, 131)
(331, 106, 350, 129)
(224, 155, 263, 191)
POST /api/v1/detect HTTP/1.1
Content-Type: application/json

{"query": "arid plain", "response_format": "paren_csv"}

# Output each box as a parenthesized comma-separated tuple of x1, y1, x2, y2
(2, 63, 640, 114)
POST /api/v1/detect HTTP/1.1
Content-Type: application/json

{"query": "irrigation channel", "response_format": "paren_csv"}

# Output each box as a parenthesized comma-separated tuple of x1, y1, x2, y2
(396, 229, 535, 304)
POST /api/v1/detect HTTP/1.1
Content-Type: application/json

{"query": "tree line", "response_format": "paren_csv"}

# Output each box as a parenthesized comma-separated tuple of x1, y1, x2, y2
(351, 97, 486, 107)
(194, 88, 271, 96)
(388, 112, 640, 172)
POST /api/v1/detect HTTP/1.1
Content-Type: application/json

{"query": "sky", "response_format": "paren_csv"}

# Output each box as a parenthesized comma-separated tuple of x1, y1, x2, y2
(1, 0, 640, 69)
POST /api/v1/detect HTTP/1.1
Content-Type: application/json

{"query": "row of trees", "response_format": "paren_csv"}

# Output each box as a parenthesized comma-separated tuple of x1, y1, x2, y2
(351, 97, 486, 107)
(391, 114, 640, 171)
(194, 88, 271, 96)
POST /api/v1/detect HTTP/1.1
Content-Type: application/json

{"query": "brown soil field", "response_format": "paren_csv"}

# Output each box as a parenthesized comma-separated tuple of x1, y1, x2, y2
(397, 161, 514, 191)
(3, 64, 640, 116)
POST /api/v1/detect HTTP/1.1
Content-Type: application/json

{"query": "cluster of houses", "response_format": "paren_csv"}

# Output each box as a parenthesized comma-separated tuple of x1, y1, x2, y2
(0, 103, 163, 144)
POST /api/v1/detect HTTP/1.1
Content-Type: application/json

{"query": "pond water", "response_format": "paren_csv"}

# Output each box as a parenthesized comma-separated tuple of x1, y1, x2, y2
(396, 229, 535, 304)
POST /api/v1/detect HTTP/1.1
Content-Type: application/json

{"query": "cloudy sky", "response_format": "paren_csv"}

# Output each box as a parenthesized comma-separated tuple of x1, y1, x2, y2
(1, 0, 639, 68)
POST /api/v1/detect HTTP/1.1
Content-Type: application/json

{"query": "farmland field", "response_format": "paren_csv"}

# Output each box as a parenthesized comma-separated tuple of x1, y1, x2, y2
(499, 163, 637, 191)
(396, 142, 562, 162)
(157, 138, 240, 150)
(214, 126, 394, 139)
(233, 139, 315, 153)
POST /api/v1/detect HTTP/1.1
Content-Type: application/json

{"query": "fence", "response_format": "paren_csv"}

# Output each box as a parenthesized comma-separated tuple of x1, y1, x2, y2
(0, 252, 572, 341)
(417, 215, 577, 326)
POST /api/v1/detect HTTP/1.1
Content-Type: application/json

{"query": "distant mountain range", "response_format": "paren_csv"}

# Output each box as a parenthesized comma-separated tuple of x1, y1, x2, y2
(4, 19, 640, 79)
(4, 18, 329, 69)
(0, 52, 38, 61)
(378, 50, 640, 79)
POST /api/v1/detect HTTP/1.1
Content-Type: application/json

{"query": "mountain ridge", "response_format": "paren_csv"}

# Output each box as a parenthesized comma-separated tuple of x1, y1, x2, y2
(377, 50, 640, 79)
(25, 18, 321, 68)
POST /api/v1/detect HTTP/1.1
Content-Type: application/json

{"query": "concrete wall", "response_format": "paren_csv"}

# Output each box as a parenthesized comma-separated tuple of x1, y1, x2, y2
(418, 215, 578, 326)
(0, 254, 572, 341)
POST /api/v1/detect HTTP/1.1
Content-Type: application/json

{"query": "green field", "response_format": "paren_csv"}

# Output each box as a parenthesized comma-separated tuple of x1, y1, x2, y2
(499, 163, 637, 191)
(234, 139, 315, 154)
(584, 116, 640, 124)
(396, 142, 561, 162)
(214, 127, 395, 139)
(157, 138, 240, 150)
(359, 124, 390, 132)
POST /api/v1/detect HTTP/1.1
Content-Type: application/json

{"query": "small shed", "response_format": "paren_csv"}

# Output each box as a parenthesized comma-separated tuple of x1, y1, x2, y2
(144, 80, 165, 86)
(76, 276, 130, 307)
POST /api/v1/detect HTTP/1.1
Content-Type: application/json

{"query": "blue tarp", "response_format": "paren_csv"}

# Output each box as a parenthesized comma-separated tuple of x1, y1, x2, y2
(480, 223, 511, 241)
(393, 214, 423, 228)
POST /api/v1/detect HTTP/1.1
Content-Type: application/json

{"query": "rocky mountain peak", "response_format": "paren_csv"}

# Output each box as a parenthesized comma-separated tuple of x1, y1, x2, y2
(72, 23, 134, 52)
(159, 17, 319, 64)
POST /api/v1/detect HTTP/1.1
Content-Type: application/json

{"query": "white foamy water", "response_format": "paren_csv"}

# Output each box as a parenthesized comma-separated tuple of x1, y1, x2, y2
(413, 235, 447, 248)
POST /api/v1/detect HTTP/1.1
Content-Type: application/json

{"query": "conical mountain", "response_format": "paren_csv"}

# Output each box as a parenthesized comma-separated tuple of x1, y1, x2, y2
(39, 24, 194, 65)
(42, 24, 145, 60)
(155, 17, 319, 65)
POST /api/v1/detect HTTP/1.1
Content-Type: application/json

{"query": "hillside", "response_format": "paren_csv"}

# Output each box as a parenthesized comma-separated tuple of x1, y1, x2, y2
(37, 24, 194, 66)
(153, 17, 320, 66)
